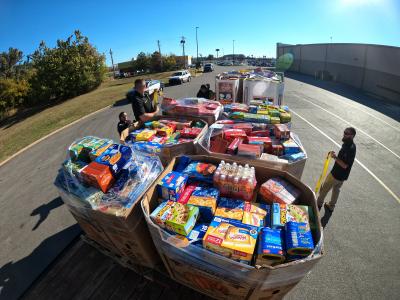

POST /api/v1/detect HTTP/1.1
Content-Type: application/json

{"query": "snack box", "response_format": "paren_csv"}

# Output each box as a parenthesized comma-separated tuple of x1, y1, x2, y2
(271, 144, 284, 156)
(280, 112, 291, 123)
(282, 152, 306, 162)
(150, 200, 175, 228)
(274, 124, 290, 140)
(203, 216, 258, 265)
(237, 143, 262, 158)
(177, 183, 199, 204)
(260, 153, 289, 164)
(95, 144, 133, 175)
(232, 123, 253, 135)
(210, 136, 230, 154)
(182, 162, 217, 183)
(269, 110, 280, 118)
(260, 177, 301, 205)
(249, 105, 258, 114)
(69, 137, 112, 163)
(180, 127, 202, 138)
(151, 136, 168, 145)
(242, 202, 271, 227)
(133, 142, 163, 155)
(249, 130, 270, 137)
(271, 203, 288, 228)
(165, 203, 200, 236)
(256, 227, 285, 266)
(214, 198, 244, 221)
(248, 136, 272, 152)
(282, 139, 301, 155)
(223, 129, 247, 142)
(136, 129, 157, 141)
(89, 141, 113, 161)
(157, 171, 188, 201)
(157, 126, 174, 137)
(186, 223, 209, 246)
(285, 221, 314, 257)
(257, 109, 269, 115)
(81, 161, 115, 193)
(187, 187, 219, 222)
(270, 117, 281, 124)
(227, 137, 243, 155)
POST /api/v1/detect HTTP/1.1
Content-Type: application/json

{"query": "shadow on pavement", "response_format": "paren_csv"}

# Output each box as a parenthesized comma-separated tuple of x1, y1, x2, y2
(0, 224, 81, 300)
(285, 72, 400, 122)
(113, 98, 130, 107)
(30, 197, 64, 231)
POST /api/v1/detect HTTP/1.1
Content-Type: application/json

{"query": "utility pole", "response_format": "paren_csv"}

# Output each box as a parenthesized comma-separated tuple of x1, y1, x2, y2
(157, 40, 163, 70)
(216, 49, 220, 59)
(180, 36, 186, 68)
(109, 48, 115, 78)
(232, 40, 235, 64)
(196, 27, 199, 64)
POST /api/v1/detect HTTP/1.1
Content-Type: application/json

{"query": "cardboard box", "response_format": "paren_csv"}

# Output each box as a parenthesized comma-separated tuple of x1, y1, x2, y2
(80, 162, 115, 193)
(157, 171, 188, 201)
(141, 155, 323, 299)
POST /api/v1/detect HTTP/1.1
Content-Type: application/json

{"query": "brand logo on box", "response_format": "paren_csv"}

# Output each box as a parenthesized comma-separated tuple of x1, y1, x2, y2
(206, 235, 223, 245)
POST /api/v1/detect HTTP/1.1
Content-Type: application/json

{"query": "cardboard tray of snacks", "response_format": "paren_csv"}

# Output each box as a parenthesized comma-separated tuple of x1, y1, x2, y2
(196, 125, 307, 179)
(120, 116, 208, 166)
(141, 155, 323, 300)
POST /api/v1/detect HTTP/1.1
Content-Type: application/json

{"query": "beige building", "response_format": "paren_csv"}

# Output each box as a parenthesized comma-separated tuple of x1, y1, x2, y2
(175, 55, 192, 67)
(277, 43, 400, 103)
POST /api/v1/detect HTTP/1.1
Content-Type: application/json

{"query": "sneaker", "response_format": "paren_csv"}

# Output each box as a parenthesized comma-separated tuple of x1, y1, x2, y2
(324, 203, 334, 212)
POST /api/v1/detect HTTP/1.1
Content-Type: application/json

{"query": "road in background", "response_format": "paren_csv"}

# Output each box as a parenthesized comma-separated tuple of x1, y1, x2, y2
(0, 66, 399, 299)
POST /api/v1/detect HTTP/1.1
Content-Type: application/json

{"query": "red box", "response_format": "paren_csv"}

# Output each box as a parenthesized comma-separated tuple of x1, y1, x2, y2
(274, 124, 290, 140)
(81, 162, 115, 193)
(248, 136, 272, 152)
(180, 127, 202, 138)
(249, 130, 270, 137)
(223, 129, 247, 142)
(227, 138, 243, 155)
(178, 183, 199, 204)
(238, 144, 262, 158)
(210, 136, 230, 153)
(271, 144, 284, 156)
(232, 123, 253, 135)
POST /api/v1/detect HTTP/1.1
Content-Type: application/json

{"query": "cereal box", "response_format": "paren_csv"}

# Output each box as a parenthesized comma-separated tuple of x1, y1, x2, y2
(214, 198, 244, 221)
(285, 221, 314, 257)
(256, 228, 285, 266)
(95, 144, 133, 175)
(260, 177, 301, 205)
(157, 172, 188, 201)
(242, 202, 271, 227)
(203, 217, 258, 265)
(187, 187, 219, 222)
(80, 162, 115, 193)
(165, 203, 199, 236)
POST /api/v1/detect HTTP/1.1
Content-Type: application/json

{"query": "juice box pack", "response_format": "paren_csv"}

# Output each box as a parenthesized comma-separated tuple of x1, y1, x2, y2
(157, 171, 188, 201)
(256, 227, 285, 266)
(203, 217, 258, 265)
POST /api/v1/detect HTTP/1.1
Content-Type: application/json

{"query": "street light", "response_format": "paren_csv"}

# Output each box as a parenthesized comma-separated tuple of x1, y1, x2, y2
(216, 49, 220, 59)
(196, 27, 199, 64)
(233, 40, 235, 64)
(180, 36, 186, 68)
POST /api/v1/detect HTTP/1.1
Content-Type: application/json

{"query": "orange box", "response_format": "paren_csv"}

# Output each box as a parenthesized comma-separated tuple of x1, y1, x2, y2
(81, 162, 115, 193)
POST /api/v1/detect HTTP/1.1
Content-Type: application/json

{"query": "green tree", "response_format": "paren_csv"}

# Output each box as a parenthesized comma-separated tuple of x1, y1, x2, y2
(0, 47, 23, 78)
(207, 54, 214, 60)
(150, 51, 162, 72)
(0, 77, 30, 118)
(29, 30, 107, 103)
(163, 55, 177, 71)
(134, 52, 150, 72)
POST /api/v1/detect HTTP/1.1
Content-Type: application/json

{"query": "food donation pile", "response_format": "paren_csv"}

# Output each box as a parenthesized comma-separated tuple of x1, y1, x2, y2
(149, 156, 317, 267)
(225, 103, 291, 124)
(56, 136, 163, 214)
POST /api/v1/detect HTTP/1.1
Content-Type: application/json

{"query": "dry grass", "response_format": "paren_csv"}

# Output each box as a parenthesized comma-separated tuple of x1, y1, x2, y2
(0, 70, 183, 163)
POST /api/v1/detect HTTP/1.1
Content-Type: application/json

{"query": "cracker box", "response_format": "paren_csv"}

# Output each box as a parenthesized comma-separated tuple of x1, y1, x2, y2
(165, 203, 199, 236)
(256, 228, 285, 266)
(95, 144, 133, 175)
(286, 205, 311, 227)
(285, 221, 314, 257)
(232, 123, 253, 135)
(271, 203, 287, 228)
(249, 130, 270, 137)
(157, 171, 188, 201)
(242, 202, 271, 227)
(214, 198, 244, 221)
(150, 200, 176, 228)
(203, 217, 258, 265)
(248, 136, 272, 152)
(180, 127, 202, 138)
(81, 162, 115, 193)
(187, 187, 219, 222)
(260, 177, 301, 204)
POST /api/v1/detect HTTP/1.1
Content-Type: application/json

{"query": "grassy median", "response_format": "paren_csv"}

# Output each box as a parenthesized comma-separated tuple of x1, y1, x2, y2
(0, 70, 201, 164)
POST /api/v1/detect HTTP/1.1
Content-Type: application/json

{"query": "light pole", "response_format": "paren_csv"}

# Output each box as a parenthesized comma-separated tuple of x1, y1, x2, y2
(180, 36, 186, 68)
(232, 40, 235, 64)
(196, 27, 199, 64)
(216, 49, 220, 59)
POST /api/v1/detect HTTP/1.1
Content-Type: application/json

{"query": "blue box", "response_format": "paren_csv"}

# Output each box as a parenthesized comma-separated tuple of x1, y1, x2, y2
(272, 203, 286, 228)
(282, 139, 301, 155)
(285, 221, 314, 257)
(187, 187, 219, 222)
(256, 227, 285, 266)
(95, 143, 133, 175)
(186, 223, 209, 246)
(157, 171, 188, 201)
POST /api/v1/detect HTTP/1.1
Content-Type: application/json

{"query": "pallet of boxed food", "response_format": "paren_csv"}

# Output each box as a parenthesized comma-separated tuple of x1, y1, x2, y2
(243, 71, 284, 106)
(54, 136, 164, 268)
(141, 155, 323, 300)
(215, 78, 239, 105)
(161, 97, 223, 125)
(196, 121, 307, 179)
(120, 116, 208, 166)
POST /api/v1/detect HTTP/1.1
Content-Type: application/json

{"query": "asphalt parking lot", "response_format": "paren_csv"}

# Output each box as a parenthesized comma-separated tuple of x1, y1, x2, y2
(0, 66, 399, 300)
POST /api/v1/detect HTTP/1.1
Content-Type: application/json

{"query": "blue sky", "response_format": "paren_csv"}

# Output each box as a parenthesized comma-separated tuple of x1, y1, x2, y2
(1, 0, 399, 65)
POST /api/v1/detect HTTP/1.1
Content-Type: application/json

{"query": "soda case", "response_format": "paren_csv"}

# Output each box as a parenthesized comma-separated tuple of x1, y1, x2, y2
(141, 155, 323, 300)
(213, 161, 257, 202)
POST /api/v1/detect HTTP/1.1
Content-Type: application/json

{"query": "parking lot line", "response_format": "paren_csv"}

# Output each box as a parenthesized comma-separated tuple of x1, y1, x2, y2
(294, 95, 400, 160)
(291, 109, 400, 204)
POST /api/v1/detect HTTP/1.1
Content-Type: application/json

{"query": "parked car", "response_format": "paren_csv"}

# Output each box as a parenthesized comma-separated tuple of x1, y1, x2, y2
(168, 70, 192, 85)
(203, 63, 214, 72)
(145, 79, 164, 94)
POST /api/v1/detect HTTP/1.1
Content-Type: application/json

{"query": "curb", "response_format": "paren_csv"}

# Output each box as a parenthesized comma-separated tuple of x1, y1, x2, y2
(0, 105, 113, 168)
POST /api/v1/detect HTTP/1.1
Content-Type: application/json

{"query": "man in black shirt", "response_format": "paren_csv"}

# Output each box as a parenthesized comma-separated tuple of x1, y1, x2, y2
(127, 78, 159, 123)
(117, 112, 132, 135)
(317, 127, 357, 212)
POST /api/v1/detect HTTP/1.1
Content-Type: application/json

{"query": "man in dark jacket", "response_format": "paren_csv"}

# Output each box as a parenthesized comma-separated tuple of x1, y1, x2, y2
(127, 79, 159, 123)
(317, 127, 357, 212)
(197, 84, 210, 98)
(117, 112, 132, 135)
